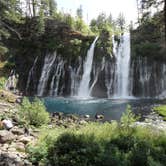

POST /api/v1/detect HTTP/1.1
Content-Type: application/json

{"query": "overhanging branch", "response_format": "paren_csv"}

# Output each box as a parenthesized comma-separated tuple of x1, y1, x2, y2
(0, 20, 22, 40)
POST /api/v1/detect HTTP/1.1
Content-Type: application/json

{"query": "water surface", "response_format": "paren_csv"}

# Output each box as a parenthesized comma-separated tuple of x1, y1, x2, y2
(43, 97, 165, 121)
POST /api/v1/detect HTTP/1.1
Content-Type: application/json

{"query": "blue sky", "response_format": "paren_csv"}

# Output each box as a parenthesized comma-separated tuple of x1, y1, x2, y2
(56, 0, 138, 24)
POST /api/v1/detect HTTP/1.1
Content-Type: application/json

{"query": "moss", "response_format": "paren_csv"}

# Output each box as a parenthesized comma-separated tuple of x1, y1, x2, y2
(0, 89, 17, 103)
(153, 105, 166, 121)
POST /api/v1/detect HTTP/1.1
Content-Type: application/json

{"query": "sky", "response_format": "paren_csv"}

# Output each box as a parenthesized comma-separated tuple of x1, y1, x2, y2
(56, 0, 138, 24)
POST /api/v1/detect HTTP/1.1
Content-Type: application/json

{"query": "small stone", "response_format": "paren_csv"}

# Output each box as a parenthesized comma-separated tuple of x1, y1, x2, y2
(84, 115, 90, 119)
(16, 98, 22, 103)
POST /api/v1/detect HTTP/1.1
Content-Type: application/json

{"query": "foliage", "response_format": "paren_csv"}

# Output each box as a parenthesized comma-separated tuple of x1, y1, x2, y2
(18, 97, 50, 127)
(153, 105, 166, 120)
(0, 77, 7, 89)
(27, 142, 48, 165)
(0, 89, 17, 103)
(47, 133, 102, 166)
(132, 0, 165, 59)
(27, 109, 166, 166)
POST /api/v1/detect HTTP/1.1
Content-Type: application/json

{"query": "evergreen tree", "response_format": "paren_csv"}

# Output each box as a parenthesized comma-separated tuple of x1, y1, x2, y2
(48, 0, 57, 16)
(0, 0, 21, 57)
(76, 5, 83, 19)
(116, 13, 125, 32)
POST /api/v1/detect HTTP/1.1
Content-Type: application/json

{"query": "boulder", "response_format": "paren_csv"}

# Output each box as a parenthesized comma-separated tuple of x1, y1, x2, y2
(18, 136, 34, 144)
(11, 126, 24, 135)
(0, 130, 15, 143)
(15, 142, 25, 152)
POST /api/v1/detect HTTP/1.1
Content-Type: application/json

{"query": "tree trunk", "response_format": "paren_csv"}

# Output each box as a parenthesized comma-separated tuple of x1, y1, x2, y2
(32, 0, 36, 17)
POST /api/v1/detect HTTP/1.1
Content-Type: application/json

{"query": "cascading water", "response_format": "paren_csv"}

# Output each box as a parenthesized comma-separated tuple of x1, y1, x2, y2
(25, 33, 166, 98)
(49, 58, 64, 96)
(37, 52, 57, 96)
(114, 33, 131, 98)
(77, 37, 98, 98)
(26, 56, 38, 92)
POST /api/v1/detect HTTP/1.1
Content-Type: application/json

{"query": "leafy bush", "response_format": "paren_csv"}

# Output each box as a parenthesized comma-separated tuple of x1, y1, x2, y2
(119, 105, 138, 136)
(47, 133, 102, 166)
(26, 109, 166, 166)
(27, 142, 48, 165)
(0, 77, 7, 89)
(19, 97, 49, 127)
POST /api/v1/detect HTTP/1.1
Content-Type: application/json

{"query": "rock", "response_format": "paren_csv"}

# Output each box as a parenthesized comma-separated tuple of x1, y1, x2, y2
(52, 112, 63, 119)
(0, 130, 15, 143)
(16, 98, 22, 103)
(79, 120, 87, 125)
(0, 90, 17, 103)
(84, 115, 90, 119)
(18, 136, 34, 144)
(67, 114, 78, 121)
(1, 143, 9, 151)
(15, 142, 25, 152)
(0, 152, 25, 166)
(95, 114, 104, 119)
(11, 126, 24, 135)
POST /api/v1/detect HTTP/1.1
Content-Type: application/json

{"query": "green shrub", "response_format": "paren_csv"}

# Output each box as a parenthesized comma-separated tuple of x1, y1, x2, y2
(27, 142, 48, 165)
(47, 133, 102, 166)
(26, 111, 166, 166)
(0, 77, 7, 89)
(119, 105, 138, 136)
(100, 143, 129, 166)
(19, 97, 50, 127)
(153, 105, 166, 120)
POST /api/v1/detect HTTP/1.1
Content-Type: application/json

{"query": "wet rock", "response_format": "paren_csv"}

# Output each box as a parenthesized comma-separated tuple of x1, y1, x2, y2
(95, 114, 104, 119)
(84, 115, 90, 119)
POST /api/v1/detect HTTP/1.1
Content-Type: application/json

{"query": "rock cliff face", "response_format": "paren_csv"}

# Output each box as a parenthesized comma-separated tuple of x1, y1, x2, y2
(7, 19, 166, 98)
(22, 51, 166, 98)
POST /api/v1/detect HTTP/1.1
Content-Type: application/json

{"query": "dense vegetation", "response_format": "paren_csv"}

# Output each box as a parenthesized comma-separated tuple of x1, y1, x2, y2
(154, 105, 166, 120)
(26, 106, 166, 166)
(18, 97, 50, 127)
(131, 0, 166, 60)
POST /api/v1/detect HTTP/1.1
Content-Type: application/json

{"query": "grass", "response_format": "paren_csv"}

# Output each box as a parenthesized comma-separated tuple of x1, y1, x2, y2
(153, 105, 166, 120)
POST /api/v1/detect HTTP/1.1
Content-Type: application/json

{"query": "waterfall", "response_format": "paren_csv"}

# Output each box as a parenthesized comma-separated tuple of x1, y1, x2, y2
(49, 59, 64, 96)
(114, 33, 131, 98)
(37, 52, 57, 96)
(70, 56, 82, 96)
(77, 37, 98, 98)
(26, 56, 38, 92)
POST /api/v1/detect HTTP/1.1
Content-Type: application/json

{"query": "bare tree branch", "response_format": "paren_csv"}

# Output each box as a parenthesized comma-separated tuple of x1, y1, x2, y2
(0, 20, 22, 40)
